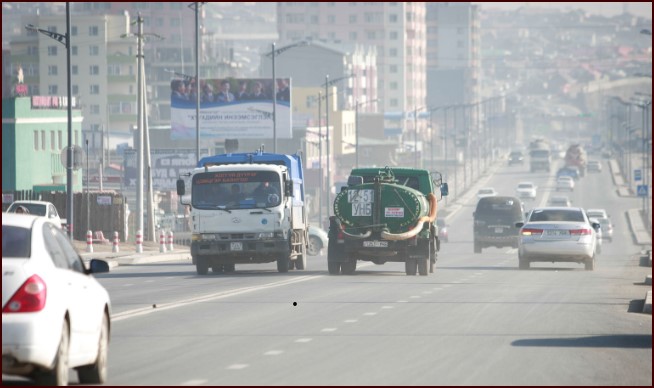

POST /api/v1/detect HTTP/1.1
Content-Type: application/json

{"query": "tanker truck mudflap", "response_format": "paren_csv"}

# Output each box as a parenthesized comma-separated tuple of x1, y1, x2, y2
(327, 167, 447, 276)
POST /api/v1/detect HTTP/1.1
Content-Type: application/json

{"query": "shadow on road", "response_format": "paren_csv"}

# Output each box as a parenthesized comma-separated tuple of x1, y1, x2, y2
(512, 334, 652, 349)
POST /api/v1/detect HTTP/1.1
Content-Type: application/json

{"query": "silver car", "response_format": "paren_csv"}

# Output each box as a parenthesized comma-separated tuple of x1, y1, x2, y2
(516, 207, 600, 270)
(307, 225, 328, 256)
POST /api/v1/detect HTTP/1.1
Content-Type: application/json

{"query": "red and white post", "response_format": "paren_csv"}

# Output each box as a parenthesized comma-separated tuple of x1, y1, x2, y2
(86, 230, 93, 253)
(112, 231, 120, 253)
(167, 230, 174, 252)
(159, 230, 167, 253)
(136, 229, 143, 253)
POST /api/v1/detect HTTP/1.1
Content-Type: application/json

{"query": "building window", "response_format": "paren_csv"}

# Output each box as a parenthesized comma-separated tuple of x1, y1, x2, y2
(51, 131, 55, 150)
(48, 46, 58, 56)
(155, 17, 164, 27)
(390, 64, 398, 73)
(72, 65, 78, 75)
(390, 31, 398, 40)
(48, 85, 58, 95)
(34, 131, 38, 150)
(89, 25, 99, 36)
(349, 15, 357, 23)
(389, 14, 398, 23)
(90, 104, 100, 115)
(328, 15, 335, 23)
(48, 65, 58, 76)
(389, 48, 398, 57)
(311, 15, 319, 23)
(89, 45, 99, 56)
(71, 26, 78, 36)
(367, 31, 376, 40)
(390, 98, 398, 107)
(58, 130, 62, 149)
(457, 40, 464, 48)
(28, 46, 37, 56)
(108, 64, 121, 75)
(390, 81, 398, 90)
(457, 27, 465, 34)
(72, 85, 79, 95)
(90, 85, 100, 95)
(349, 31, 357, 40)
(89, 65, 100, 75)
(41, 130, 46, 151)
(171, 17, 181, 27)
(72, 46, 78, 56)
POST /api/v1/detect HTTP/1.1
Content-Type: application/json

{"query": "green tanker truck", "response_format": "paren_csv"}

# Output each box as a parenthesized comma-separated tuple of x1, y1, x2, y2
(327, 167, 449, 276)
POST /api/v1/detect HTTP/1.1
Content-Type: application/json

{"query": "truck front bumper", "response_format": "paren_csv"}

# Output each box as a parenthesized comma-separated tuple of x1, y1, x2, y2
(192, 239, 290, 263)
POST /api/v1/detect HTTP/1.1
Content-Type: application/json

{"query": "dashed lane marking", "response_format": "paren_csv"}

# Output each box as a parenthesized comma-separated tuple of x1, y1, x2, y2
(226, 364, 249, 370)
(295, 338, 313, 343)
(264, 350, 284, 356)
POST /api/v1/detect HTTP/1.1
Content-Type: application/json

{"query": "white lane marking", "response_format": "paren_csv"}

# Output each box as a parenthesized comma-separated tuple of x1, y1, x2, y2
(145, 280, 155, 283)
(363, 312, 377, 316)
(113, 275, 322, 322)
(433, 288, 442, 291)
(397, 300, 408, 303)
(295, 338, 313, 343)
(410, 295, 421, 299)
(123, 283, 133, 287)
(226, 364, 249, 370)
(344, 319, 358, 323)
(264, 350, 284, 356)
(381, 306, 394, 309)
(474, 272, 483, 276)
(422, 291, 433, 294)
(321, 328, 337, 332)
(443, 284, 452, 288)
(181, 379, 207, 385)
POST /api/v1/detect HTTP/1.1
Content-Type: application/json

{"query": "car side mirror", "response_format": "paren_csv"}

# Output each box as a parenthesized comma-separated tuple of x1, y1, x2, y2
(440, 183, 449, 197)
(176, 179, 185, 196)
(88, 259, 110, 274)
(591, 222, 600, 231)
(515, 222, 524, 228)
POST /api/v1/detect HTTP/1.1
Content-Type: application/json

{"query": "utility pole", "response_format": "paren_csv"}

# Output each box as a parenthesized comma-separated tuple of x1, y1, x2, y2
(188, 2, 205, 164)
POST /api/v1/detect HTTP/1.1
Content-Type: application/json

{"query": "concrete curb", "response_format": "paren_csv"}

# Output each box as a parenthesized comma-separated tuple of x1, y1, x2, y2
(645, 275, 652, 286)
(644, 290, 652, 314)
(626, 209, 652, 246)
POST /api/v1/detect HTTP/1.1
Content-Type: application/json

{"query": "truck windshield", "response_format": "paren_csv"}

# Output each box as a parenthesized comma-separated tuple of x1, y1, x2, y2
(192, 170, 282, 209)
(530, 150, 550, 157)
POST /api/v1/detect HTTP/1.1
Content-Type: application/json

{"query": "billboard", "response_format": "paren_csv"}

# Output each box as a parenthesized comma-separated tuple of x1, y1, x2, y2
(170, 78, 292, 140)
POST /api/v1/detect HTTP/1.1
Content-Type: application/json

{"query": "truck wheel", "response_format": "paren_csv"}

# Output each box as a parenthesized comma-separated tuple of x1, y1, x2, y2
(429, 260, 435, 273)
(405, 258, 417, 275)
(277, 256, 290, 273)
(196, 257, 209, 275)
(474, 240, 482, 254)
(328, 261, 341, 275)
(418, 258, 429, 276)
(341, 260, 357, 275)
(295, 241, 307, 270)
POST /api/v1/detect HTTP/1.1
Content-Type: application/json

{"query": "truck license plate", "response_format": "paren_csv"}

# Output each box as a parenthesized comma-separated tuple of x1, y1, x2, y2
(495, 227, 504, 233)
(363, 241, 388, 248)
(230, 242, 243, 251)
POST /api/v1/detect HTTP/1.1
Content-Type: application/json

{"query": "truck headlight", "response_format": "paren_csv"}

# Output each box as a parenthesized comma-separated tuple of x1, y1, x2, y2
(201, 234, 217, 241)
(258, 232, 274, 239)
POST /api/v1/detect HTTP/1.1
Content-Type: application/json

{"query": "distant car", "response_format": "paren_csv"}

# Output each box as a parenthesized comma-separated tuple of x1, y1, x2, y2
(516, 207, 600, 270)
(473, 196, 524, 253)
(508, 151, 525, 165)
(436, 218, 449, 243)
(548, 195, 572, 207)
(307, 225, 328, 256)
(7, 200, 64, 229)
(557, 167, 580, 181)
(589, 217, 603, 253)
(556, 176, 575, 192)
(587, 160, 602, 173)
(477, 187, 498, 199)
(597, 217, 614, 242)
(515, 182, 537, 200)
(586, 208, 609, 220)
(2, 214, 112, 385)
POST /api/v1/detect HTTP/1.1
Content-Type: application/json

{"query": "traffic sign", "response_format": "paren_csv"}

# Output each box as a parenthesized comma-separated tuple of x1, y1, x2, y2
(634, 169, 642, 181)
(637, 185, 648, 197)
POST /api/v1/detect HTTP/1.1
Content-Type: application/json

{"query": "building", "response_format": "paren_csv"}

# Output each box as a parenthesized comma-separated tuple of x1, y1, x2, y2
(277, 2, 426, 139)
(2, 96, 83, 192)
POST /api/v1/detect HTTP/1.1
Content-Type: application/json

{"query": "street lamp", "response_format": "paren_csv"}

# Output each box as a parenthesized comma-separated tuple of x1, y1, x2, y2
(413, 106, 427, 168)
(265, 40, 308, 153)
(188, 2, 206, 164)
(353, 98, 381, 168)
(25, 3, 73, 239)
(323, 73, 354, 216)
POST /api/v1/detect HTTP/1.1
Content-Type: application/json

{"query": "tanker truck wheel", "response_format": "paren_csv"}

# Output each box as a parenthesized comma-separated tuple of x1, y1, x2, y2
(341, 260, 357, 275)
(405, 258, 417, 275)
(196, 256, 209, 275)
(429, 260, 435, 273)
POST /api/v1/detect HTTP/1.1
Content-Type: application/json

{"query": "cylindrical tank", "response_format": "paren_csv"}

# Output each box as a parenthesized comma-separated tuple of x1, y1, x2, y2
(334, 182, 429, 234)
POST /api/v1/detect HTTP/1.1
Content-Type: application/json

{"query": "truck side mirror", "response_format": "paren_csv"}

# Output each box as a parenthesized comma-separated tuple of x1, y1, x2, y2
(285, 180, 293, 197)
(176, 179, 185, 196)
(440, 183, 449, 197)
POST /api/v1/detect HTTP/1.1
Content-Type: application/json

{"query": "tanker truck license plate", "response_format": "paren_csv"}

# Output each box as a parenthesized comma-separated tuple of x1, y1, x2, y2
(364, 241, 388, 247)
(230, 242, 243, 251)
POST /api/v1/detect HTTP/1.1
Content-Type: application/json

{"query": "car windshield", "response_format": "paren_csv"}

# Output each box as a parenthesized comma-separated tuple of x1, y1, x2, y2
(518, 184, 533, 189)
(2, 225, 31, 258)
(192, 170, 282, 209)
(476, 198, 522, 218)
(529, 209, 584, 222)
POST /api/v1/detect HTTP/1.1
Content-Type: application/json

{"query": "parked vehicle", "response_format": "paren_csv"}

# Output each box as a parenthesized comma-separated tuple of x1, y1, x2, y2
(307, 225, 328, 256)
(2, 214, 111, 386)
(6, 200, 64, 229)
(436, 218, 449, 243)
(473, 196, 524, 253)
(177, 148, 309, 274)
(556, 176, 575, 191)
(328, 167, 448, 276)
(515, 182, 537, 200)
(586, 209, 612, 242)
(516, 207, 600, 270)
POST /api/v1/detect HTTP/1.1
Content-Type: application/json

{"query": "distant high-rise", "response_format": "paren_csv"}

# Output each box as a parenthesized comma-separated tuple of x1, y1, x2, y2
(277, 2, 426, 138)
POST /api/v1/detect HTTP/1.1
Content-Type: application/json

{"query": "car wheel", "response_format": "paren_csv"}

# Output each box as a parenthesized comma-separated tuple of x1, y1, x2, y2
(36, 320, 69, 386)
(418, 258, 429, 276)
(77, 313, 109, 384)
(277, 255, 290, 273)
(327, 261, 341, 275)
(307, 235, 322, 256)
(585, 256, 595, 271)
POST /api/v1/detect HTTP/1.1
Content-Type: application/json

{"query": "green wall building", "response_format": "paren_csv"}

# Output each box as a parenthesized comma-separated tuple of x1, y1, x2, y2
(2, 96, 83, 192)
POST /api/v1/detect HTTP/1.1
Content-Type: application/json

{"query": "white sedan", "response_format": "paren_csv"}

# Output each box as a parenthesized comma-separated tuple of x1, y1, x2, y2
(515, 182, 537, 200)
(2, 214, 111, 386)
(476, 187, 498, 199)
(556, 176, 575, 192)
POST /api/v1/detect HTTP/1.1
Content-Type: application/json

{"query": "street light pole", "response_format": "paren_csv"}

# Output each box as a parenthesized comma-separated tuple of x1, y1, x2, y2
(355, 99, 359, 169)
(325, 75, 330, 216)
(318, 91, 323, 226)
(188, 2, 205, 164)
(86, 139, 89, 236)
(25, 3, 74, 238)
(272, 42, 277, 153)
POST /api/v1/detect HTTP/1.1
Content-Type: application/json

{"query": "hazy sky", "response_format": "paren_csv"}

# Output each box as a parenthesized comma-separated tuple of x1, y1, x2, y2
(476, 2, 652, 19)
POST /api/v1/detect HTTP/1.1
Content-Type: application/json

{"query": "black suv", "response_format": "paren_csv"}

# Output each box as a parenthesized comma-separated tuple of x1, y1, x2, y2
(473, 196, 524, 253)
(508, 151, 524, 165)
